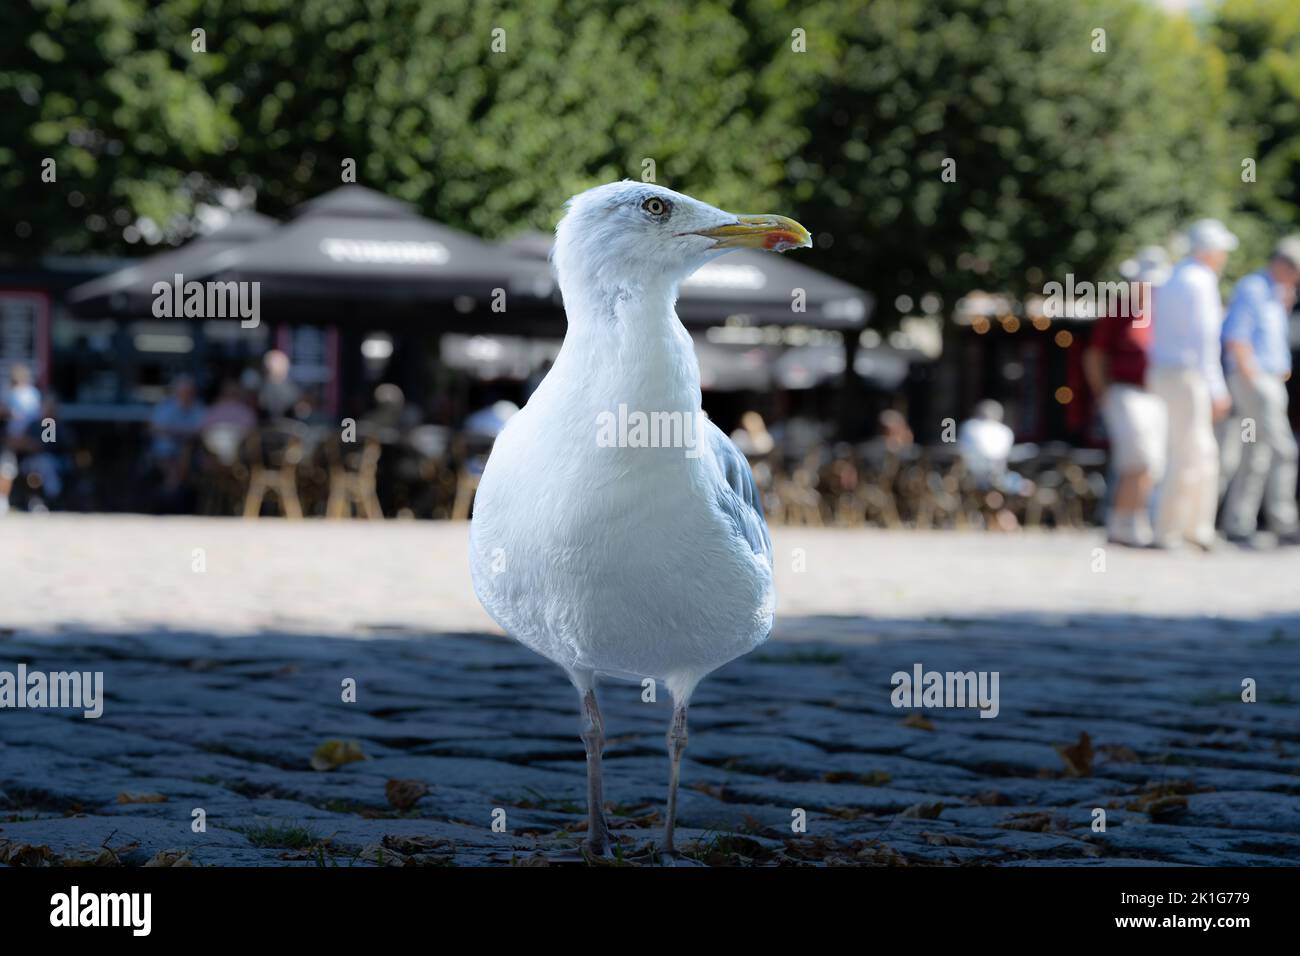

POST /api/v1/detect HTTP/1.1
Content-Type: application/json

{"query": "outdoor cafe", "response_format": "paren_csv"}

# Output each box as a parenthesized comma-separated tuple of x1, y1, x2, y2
(4, 185, 889, 519)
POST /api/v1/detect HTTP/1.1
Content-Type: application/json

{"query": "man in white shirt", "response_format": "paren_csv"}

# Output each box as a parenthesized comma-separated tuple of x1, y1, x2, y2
(1148, 219, 1237, 550)
(958, 399, 1015, 485)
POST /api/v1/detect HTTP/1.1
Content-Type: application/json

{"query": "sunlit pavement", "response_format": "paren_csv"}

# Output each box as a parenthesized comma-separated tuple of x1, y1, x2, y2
(1, 514, 1297, 865)
(7, 514, 1300, 635)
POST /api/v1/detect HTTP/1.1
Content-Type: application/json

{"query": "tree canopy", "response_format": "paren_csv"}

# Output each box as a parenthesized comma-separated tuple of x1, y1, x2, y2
(4, 0, 1297, 323)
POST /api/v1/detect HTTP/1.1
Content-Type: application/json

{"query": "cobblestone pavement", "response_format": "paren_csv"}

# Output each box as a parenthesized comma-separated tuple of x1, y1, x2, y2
(1, 515, 1298, 866)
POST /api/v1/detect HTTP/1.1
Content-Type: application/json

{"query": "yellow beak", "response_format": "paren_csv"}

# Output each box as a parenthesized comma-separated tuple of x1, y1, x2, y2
(683, 214, 812, 253)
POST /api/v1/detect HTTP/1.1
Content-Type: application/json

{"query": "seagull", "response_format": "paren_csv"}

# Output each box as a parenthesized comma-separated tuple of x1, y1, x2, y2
(470, 182, 811, 858)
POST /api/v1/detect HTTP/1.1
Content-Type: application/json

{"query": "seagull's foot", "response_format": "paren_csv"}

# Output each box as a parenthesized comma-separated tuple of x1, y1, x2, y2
(658, 831, 680, 861)
(582, 814, 614, 859)
(581, 831, 614, 862)
(656, 842, 702, 867)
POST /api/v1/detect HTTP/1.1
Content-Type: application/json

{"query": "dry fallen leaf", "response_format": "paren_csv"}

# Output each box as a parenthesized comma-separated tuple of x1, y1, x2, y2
(145, 849, 194, 867)
(1126, 780, 1201, 818)
(0, 841, 56, 866)
(1144, 795, 1189, 820)
(1055, 731, 1094, 777)
(116, 792, 168, 805)
(1098, 744, 1139, 763)
(921, 831, 980, 847)
(689, 782, 727, 800)
(824, 770, 892, 786)
(852, 842, 910, 866)
(381, 834, 450, 856)
(362, 834, 453, 866)
(825, 806, 867, 820)
(608, 810, 660, 830)
(384, 779, 429, 811)
(63, 847, 123, 867)
(971, 790, 1012, 806)
(1000, 811, 1056, 832)
(900, 802, 945, 820)
(902, 713, 935, 731)
(310, 739, 368, 771)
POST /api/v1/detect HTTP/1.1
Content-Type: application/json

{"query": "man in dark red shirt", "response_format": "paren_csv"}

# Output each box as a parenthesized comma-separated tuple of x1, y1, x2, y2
(1082, 251, 1170, 546)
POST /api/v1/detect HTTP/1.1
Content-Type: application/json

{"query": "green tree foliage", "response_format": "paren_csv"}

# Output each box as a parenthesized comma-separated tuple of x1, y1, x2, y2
(787, 0, 1236, 319)
(1, 0, 239, 255)
(3, 0, 1293, 319)
(1213, 0, 1300, 233)
(2, 0, 804, 256)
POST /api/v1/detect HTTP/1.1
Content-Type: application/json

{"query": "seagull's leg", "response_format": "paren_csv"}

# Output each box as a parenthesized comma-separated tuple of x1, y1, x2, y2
(579, 687, 611, 855)
(661, 702, 689, 856)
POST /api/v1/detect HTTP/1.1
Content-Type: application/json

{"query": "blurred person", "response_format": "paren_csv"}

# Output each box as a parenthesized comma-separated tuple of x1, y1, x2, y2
(149, 374, 206, 491)
(730, 410, 775, 457)
(11, 393, 74, 510)
(1220, 236, 1300, 546)
(0, 364, 42, 515)
(202, 380, 258, 432)
(362, 383, 407, 433)
(463, 399, 519, 438)
(1149, 219, 1236, 550)
(259, 349, 301, 420)
(878, 408, 914, 452)
(2, 364, 40, 436)
(958, 399, 1014, 485)
(769, 415, 825, 460)
(1083, 249, 1169, 547)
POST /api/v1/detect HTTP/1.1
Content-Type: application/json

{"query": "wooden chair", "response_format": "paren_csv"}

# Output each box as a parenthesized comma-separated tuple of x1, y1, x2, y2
(242, 422, 307, 519)
(197, 423, 251, 516)
(325, 429, 385, 519)
(401, 424, 455, 519)
(451, 431, 497, 521)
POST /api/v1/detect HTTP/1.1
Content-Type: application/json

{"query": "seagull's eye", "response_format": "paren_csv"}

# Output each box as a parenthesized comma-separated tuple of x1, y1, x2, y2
(641, 197, 670, 219)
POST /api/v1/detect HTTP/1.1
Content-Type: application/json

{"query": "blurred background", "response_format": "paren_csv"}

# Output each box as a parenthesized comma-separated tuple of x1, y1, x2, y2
(1, 0, 1297, 527)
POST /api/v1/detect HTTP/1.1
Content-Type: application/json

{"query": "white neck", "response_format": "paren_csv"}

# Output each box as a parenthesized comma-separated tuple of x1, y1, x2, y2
(547, 264, 702, 415)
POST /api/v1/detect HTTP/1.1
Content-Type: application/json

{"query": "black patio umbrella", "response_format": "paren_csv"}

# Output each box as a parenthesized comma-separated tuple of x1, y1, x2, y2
(501, 230, 874, 330)
(204, 185, 541, 329)
(66, 210, 278, 317)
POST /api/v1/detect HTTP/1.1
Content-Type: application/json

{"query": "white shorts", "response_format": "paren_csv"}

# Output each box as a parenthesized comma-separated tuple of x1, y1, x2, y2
(1102, 384, 1166, 479)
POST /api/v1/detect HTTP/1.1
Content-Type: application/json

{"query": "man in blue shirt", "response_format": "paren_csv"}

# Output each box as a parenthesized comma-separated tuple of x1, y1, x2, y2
(1221, 237, 1300, 544)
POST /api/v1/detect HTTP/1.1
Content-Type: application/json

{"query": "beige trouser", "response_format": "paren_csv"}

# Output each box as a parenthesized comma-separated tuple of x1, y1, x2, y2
(1222, 372, 1298, 537)
(1149, 368, 1219, 547)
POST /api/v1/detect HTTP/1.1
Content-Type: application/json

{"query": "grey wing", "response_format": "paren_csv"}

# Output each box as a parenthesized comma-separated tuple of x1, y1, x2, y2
(706, 421, 773, 565)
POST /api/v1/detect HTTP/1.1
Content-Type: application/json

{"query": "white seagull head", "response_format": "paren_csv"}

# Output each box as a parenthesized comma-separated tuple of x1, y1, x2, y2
(552, 181, 811, 306)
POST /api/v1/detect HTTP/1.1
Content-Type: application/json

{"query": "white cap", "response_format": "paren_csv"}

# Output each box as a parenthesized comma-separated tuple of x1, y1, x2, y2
(1274, 235, 1300, 271)
(1120, 245, 1171, 284)
(1186, 218, 1239, 254)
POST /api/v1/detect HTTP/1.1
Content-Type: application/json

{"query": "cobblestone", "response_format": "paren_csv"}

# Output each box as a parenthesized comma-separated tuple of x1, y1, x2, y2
(1, 515, 1297, 866)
